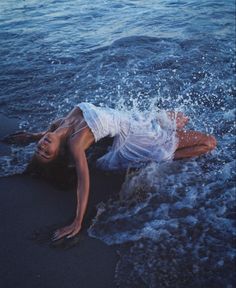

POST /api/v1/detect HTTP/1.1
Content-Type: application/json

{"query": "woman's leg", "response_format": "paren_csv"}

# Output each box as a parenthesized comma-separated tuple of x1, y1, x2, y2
(174, 131, 217, 160)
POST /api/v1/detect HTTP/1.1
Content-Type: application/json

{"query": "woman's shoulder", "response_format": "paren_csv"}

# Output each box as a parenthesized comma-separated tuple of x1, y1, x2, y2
(68, 124, 95, 153)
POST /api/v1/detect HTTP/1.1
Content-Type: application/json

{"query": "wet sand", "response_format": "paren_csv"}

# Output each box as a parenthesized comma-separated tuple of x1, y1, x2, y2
(0, 114, 123, 288)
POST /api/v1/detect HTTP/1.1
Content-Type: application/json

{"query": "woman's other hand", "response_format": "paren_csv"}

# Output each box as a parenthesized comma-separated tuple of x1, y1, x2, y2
(175, 112, 189, 130)
(167, 111, 189, 130)
(1, 131, 35, 145)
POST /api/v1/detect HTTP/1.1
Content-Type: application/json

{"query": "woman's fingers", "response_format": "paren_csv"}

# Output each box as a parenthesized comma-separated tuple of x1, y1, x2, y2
(52, 223, 81, 241)
(52, 230, 68, 241)
(175, 113, 189, 130)
(66, 226, 81, 239)
(52, 227, 72, 241)
(1, 131, 31, 144)
(2, 132, 23, 142)
(52, 222, 81, 241)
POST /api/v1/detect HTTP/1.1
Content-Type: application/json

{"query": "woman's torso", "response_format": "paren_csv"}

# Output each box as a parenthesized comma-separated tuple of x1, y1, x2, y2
(58, 102, 177, 170)
(77, 102, 131, 142)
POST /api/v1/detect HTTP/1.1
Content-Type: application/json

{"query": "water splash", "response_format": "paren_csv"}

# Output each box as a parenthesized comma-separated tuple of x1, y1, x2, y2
(89, 159, 236, 287)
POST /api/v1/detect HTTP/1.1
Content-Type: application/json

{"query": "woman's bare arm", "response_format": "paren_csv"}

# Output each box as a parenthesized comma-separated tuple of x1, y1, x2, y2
(1, 131, 46, 145)
(1, 117, 64, 145)
(74, 150, 90, 232)
(52, 149, 89, 241)
(52, 128, 94, 241)
(2, 107, 81, 145)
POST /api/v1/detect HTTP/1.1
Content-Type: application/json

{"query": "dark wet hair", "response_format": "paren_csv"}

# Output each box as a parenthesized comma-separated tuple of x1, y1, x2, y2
(25, 145, 76, 189)
(24, 136, 116, 189)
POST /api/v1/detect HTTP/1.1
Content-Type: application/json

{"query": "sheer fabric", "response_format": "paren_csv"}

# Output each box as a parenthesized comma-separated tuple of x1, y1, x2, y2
(78, 102, 177, 170)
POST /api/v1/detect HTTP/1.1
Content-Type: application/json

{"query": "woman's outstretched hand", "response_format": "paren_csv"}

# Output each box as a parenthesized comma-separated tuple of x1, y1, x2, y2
(1, 131, 35, 145)
(52, 220, 81, 241)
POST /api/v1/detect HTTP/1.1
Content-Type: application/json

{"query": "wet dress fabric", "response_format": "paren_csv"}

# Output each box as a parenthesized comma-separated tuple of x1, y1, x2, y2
(78, 102, 177, 171)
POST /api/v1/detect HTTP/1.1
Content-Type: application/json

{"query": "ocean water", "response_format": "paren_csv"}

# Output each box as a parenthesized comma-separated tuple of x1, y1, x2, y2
(0, 0, 235, 287)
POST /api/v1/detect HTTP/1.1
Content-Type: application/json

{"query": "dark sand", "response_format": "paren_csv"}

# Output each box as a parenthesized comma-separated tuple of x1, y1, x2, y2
(0, 114, 124, 288)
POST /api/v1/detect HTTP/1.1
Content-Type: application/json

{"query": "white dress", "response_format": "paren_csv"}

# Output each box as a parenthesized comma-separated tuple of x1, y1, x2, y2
(78, 102, 178, 171)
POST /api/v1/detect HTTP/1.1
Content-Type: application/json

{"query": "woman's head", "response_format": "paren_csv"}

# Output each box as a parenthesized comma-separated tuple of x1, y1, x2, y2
(35, 132, 60, 163)
(26, 139, 75, 189)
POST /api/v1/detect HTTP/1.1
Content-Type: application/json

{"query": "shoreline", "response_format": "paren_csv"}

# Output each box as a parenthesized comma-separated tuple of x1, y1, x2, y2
(0, 114, 122, 288)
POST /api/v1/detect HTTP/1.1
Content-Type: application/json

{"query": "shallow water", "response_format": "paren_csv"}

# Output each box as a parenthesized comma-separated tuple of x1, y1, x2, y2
(0, 0, 235, 287)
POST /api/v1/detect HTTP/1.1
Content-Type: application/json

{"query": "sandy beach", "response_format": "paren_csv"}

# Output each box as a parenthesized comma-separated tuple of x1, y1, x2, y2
(0, 114, 123, 288)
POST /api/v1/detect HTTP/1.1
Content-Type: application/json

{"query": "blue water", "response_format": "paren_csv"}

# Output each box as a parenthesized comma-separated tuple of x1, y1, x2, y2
(0, 0, 235, 287)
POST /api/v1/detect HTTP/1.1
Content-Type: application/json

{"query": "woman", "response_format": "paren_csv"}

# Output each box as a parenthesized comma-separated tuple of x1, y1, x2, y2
(2, 102, 217, 241)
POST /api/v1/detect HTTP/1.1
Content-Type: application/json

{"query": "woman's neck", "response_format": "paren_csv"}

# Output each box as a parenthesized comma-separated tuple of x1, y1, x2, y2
(54, 109, 83, 143)
(54, 125, 72, 143)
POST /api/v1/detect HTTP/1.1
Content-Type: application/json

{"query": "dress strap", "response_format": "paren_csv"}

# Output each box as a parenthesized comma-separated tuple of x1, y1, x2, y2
(71, 119, 88, 137)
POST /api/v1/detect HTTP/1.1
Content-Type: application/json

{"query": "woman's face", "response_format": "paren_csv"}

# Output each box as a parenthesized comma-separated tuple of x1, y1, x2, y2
(35, 132, 60, 163)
